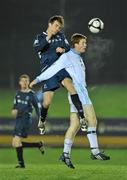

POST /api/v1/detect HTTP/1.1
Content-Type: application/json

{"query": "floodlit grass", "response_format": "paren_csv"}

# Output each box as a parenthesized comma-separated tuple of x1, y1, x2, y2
(0, 84, 127, 118)
(0, 148, 127, 180)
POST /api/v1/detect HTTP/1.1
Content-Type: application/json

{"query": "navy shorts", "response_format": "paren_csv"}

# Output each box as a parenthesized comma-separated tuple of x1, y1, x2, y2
(42, 69, 71, 92)
(13, 118, 31, 138)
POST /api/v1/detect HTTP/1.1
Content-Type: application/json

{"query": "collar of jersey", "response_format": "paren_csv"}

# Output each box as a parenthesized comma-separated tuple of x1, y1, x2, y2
(71, 48, 80, 56)
(20, 89, 31, 93)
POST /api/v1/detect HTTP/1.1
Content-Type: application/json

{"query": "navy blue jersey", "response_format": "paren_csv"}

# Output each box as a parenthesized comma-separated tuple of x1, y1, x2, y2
(33, 31, 70, 72)
(13, 90, 41, 119)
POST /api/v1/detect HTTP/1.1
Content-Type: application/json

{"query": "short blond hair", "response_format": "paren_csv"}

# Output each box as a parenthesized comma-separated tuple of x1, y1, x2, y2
(19, 74, 30, 81)
(70, 33, 87, 48)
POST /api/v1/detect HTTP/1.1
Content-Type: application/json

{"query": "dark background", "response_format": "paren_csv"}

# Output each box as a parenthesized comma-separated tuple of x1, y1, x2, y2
(0, 0, 126, 88)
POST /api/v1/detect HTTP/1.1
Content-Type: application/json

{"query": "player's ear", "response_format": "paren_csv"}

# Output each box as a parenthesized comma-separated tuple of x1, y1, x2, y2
(48, 22, 52, 27)
(74, 43, 78, 48)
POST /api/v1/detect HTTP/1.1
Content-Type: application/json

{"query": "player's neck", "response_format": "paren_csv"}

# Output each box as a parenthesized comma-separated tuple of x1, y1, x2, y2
(71, 48, 80, 55)
(20, 88, 30, 92)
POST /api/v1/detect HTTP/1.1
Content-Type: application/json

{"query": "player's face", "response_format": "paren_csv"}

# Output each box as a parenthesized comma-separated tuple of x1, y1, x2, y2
(75, 39, 87, 53)
(19, 78, 29, 90)
(48, 20, 62, 34)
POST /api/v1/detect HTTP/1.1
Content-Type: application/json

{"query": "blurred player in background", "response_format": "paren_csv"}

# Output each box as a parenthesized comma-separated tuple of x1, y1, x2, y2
(30, 33, 110, 169)
(12, 74, 44, 168)
(33, 15, 87, 133)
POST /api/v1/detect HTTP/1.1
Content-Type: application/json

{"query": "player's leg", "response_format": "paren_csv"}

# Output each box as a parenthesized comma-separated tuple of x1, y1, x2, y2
(41, 91, 54, 122)
(83, 104, 110, 160)
(60, 112, 80, 169)
(12, 136, 25, 168)
(21, 141, 44, 154)
(63, 112, 80, 154)
(62, 77, 86, 126)
(38, 77, 58, 131)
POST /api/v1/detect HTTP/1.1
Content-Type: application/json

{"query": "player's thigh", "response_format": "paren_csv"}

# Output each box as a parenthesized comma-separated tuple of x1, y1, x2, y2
(12, 136, 22, 147)
(62, 78, 76, 94)
(43, 91, 54, 107)
(83, 104, 97, 127)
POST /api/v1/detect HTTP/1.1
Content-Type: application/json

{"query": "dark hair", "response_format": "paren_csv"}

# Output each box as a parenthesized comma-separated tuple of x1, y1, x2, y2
(70, 33, 87, 48)
(48, 15, 64, 27)
(19, 74, 30, 81)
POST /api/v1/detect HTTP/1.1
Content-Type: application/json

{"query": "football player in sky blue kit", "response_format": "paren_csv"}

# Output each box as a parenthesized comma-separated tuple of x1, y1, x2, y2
(30, 34, 110, 168)
(12, 74, 44, 168)
(33, 15, 87, 133)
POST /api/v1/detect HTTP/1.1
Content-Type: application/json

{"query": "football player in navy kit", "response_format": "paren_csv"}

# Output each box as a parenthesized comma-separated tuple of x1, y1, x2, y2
(33, 15, 86, 133)
(12, 74, 44, 168)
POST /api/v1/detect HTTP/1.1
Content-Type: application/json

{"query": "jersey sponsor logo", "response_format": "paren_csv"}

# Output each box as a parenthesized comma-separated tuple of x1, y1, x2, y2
(17, 99, 21, 103)
(17, 99, 28, 105)
(51, 37, 62, 43)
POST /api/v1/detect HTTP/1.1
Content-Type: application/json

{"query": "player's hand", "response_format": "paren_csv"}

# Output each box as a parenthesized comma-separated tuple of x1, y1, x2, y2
(11, 109, 18, 118)
(56, 47, 65, 53)
(29, 80, 36, 88)
(46, 29, 53, 40)
(80, 117, 88, 132)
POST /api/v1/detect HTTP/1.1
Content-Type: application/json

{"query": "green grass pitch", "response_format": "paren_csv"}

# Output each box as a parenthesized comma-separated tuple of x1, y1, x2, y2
(0, 84, 127, 118)
(0, 148, 127, 180)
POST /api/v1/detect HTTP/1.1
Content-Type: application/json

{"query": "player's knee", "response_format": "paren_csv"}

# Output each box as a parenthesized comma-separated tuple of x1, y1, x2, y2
(43, 103, 49, 109)
(43, 100, 51, 108)
(12, 138, 21, 148)
(12, 141, 18, 148)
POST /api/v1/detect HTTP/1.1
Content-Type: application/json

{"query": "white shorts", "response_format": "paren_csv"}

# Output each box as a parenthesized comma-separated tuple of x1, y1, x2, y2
(68, 86, 92, 112)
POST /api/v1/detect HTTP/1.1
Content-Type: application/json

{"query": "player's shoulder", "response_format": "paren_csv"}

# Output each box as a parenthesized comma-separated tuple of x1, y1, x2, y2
(15, 90, 21, 96)
(56, 31, 65, 38)
(34, 32, 47, 39)
(28, 90, 37, 100)
(59, 50, 70, 61)
(28, 89, 36, 95)
(64, 49, 72, 57)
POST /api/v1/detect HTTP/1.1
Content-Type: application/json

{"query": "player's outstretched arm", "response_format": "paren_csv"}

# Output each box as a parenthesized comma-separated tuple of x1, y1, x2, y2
(33, 54, 72, 83)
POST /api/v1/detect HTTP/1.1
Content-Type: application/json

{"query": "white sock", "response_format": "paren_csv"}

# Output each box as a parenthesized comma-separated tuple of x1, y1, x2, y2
(87, 127, 100, 155)
(63, 138, 73, 155)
